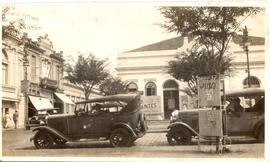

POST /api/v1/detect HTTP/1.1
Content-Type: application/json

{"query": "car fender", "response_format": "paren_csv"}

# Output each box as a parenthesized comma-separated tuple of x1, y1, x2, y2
(111, 122, 137, 138)
(167, 122, 200, 137)
(32, 126, 71, 142)
(254, 118, 264, 136)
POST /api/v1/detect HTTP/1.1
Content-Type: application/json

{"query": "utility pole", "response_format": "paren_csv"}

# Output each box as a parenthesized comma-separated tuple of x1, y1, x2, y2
(21, 33, 30, 129)
(241, 26, 251, 88)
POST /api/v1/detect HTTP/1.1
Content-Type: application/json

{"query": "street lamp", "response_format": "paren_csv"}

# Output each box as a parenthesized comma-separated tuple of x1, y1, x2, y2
(241, 26, 251, 88)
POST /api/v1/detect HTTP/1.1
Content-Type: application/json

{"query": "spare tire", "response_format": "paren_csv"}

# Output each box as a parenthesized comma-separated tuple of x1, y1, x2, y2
(139, 113, 147, 132)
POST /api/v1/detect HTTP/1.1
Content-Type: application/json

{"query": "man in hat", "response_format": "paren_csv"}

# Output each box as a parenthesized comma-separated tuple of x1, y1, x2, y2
(13, 110, 19, 129)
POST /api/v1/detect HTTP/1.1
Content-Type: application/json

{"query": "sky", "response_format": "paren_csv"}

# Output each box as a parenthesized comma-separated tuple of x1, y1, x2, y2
(3, 3, 267, 70)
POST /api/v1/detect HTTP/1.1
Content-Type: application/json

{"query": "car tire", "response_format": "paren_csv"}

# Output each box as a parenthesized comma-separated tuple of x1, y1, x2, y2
(139, 113, 147, 132)
(33, 131, 53, 149)
(257, 126, 264, 143)
(54, 137, 67, 145)
(167, 127, 192, 146)
(110, 128, 133, 147)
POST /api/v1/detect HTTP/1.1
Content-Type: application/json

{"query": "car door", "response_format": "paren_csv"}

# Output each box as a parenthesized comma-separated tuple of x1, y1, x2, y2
(67, 115, 95, 136)
(226, 111, 260, 136)
(90, 110, 112, 136)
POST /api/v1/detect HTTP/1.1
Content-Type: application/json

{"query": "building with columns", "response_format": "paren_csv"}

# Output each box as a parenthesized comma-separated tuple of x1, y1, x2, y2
(2, 28, 25, 128)
(2, 29, 100, 129)
(116, 35, 265, 120)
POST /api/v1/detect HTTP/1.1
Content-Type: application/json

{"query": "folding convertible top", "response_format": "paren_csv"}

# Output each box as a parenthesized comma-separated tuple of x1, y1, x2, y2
(75, 94, 139, 104)
(225, 88, 264, 98)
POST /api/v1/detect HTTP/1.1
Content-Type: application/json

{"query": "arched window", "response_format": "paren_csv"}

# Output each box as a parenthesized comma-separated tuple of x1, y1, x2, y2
(127, 82, 138, 93)
(243, 76, 260, 88)
(2, 50, 8, 85)
(163, 80, 178, 90)
(145, 82, 156, 96)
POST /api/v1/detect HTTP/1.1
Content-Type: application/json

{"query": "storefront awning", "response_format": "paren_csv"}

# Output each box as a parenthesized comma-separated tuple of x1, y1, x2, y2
(29, 96, 54, 111)
(55, 92, 74, 104)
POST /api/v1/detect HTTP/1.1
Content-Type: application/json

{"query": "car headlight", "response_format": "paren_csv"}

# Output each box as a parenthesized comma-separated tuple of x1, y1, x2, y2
(170, 110, 180, 122)
(45, 116, 49, 124)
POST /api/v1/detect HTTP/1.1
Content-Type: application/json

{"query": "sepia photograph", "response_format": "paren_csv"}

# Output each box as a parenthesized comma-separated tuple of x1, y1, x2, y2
(1, 1, 268, 161)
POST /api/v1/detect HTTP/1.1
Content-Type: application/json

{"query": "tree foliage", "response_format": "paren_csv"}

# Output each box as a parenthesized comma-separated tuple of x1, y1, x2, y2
(159, 7, 261, 95)
(168, 50, 232, 95)
(99, 76, 127, 96)
(65, 54, 109, 100)
(159, 7, 261, 58)
(2, 6, 40, 37)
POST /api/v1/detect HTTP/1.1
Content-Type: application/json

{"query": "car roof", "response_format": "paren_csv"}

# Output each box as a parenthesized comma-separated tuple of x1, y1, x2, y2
(225, 88, 264, 98)
(75, 94, 139, 104)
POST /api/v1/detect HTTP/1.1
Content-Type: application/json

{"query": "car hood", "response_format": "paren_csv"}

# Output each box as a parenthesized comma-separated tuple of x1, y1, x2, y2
(47, 114, 75, 119)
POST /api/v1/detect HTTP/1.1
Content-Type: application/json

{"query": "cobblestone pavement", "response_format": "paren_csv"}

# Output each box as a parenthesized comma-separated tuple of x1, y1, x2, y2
(2, 129, 265, 159)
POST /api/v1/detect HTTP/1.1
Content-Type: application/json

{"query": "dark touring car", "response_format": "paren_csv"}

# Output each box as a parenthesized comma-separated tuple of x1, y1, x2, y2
(31, 94, 147, 149)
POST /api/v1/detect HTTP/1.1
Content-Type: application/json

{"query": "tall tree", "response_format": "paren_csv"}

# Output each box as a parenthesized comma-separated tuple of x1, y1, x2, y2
(65, 54, 109, 100)
(99, 76, 127, 96)
(159, 7, 261, 95)
(168, 50, 232, 95)
(159, 7, 261, 62)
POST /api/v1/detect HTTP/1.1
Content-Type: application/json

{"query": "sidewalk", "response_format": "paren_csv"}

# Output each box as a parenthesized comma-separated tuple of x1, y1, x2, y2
(2, 127, 25, 132)
(146, 120, 170, 133)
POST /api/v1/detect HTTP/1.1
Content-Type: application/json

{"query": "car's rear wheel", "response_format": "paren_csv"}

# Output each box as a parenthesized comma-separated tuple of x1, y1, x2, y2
(110, 128, 133, 147)
(167, 127, 192, 146)
(33, 131, 53, 149)
(257, 126, 264, 143)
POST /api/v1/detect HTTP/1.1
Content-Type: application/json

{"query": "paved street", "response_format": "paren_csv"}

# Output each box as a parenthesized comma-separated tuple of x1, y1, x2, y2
(2, 129, 264, 158)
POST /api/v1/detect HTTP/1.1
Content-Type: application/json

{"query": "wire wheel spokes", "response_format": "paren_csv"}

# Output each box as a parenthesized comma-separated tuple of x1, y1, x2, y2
(54, 138, 67, 145)
(34, 132, 53, 149)
(110, 128, 131, 147)
(167, 133, 178, 146)
(167, 128, 191, 146)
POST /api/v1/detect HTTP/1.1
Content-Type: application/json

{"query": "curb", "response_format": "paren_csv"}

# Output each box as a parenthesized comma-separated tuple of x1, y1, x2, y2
(147, 130, 167, 133)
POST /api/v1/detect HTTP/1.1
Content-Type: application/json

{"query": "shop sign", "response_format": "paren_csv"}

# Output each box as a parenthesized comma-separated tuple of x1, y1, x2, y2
(21, 80, 30, 93)
(141, 96, 161, 114)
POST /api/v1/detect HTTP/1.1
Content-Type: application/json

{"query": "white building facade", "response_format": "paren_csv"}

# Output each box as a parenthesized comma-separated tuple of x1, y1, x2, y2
(2, 30, 25, 128)
(117, 35, 265, 120)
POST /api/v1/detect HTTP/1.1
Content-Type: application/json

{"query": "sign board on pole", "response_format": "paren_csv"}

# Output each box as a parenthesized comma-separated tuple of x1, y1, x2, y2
(198, 76, 221, 107)
(199, 109, 223, 137)
(21, 80, 30, 93)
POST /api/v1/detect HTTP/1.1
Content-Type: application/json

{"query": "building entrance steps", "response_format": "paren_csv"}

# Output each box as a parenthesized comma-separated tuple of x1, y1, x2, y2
(146, 120, 170, 133)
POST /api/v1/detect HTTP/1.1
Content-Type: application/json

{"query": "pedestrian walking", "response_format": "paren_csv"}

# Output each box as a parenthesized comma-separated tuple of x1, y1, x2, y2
(4, 112, 11, 129)
(13, 110, 19, 129)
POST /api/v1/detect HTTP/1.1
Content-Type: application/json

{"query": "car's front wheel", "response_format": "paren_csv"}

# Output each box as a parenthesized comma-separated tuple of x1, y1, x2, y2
(33, 131, 53, 149)
(54, 137, 67, 145)
(166, 127, 192, 146)
(110, 128, 133, 147)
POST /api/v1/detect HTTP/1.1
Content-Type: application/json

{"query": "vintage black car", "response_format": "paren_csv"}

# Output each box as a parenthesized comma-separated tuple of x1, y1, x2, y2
(167, 88, 264, 145)
(31, 94, 147, 149)
(26, 109, 58, 130)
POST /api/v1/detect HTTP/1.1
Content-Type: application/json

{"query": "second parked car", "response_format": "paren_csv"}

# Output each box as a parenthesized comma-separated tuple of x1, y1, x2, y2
(167, 88, 264, 145)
